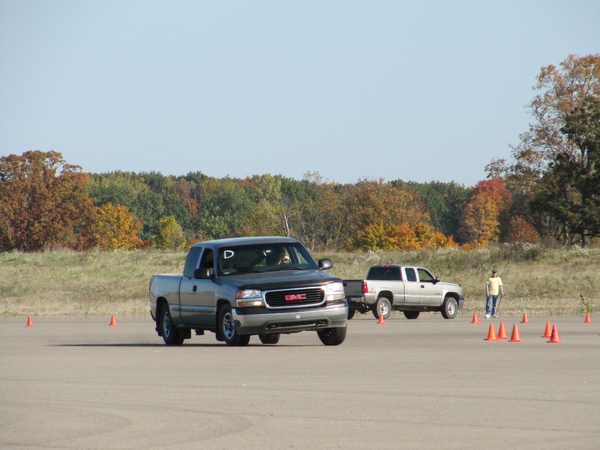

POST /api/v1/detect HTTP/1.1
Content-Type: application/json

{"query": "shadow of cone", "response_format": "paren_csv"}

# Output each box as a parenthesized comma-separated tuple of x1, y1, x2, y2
(547, 324, 562, 343)
(584, 312, 592, 323)
(26, 316, 34, 327)
(541, 321, 552, 338)
(484, 323, 497, 341)
(509, 324, 522, 342)
(497, 322, 508, 339)
(377, 312, 385, 325)
(471, 313, 479, 324)
(109, 315, 118, 327)
(521, 312, 529, 324)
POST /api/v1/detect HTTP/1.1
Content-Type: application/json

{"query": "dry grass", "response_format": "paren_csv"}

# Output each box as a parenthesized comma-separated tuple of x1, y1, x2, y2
(1, 245, 598, 317)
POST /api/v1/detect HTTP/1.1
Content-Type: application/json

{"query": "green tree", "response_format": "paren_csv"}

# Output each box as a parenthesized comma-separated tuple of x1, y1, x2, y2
(487, 54, 600, 246)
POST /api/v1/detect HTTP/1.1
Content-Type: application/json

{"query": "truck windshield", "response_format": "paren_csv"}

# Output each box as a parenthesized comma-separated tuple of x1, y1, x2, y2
(217, 243, 318, 275)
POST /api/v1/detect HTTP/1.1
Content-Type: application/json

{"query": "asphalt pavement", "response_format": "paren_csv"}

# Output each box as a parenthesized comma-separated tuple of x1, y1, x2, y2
(1, 313, 599, 449)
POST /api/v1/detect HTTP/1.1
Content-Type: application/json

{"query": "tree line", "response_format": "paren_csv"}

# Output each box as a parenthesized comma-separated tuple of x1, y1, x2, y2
(1, 54, 598, 252)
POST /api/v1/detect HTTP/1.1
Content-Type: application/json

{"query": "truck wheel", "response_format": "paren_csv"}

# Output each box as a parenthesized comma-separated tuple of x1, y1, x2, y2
(159, 306, 184, 346)
(317, 326, 346, 346)
(373, 297, 392, 320)
(347, 308, 356, 320)
(259, 333, 280, 345)
(441, 296, 458, 319)
(403, 311, 420, 320)
(219, 304, 250, 346)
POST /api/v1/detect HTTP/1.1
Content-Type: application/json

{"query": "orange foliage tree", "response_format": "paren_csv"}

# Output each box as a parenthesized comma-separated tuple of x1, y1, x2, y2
(0, 151, 99, 251)
(96, 203, 145, 250)
(345, 179, 455, 251)
(457, 178, 511, 247)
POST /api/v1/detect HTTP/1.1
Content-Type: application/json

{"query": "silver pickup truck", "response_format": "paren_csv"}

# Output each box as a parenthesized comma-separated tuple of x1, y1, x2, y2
(149, 236, 347, 346)
(343, 264, 464, 320)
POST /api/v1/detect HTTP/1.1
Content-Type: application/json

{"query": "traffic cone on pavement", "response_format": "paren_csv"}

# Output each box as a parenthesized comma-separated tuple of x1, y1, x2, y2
(26, 316, 34, 327)
(471, 313, 479, 324)
(508, 324, 522, 342)
(521, 312, 529, 324)
(484, 323, 497, 341)
(109, 315, 118, 326)
(497, 322, 508, 339)
(541, 321, 552, 338)
(377, 312, 386, 325)
(547, 325, 562, 343)
(584, 312, 592, 323)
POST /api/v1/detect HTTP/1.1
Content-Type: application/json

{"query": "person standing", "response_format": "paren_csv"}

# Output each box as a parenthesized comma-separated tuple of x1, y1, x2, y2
(485, 269, 504, 318)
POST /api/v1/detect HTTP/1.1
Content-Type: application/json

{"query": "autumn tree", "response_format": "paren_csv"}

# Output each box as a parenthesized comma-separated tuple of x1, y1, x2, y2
(487, 54, 600, 246)
(96, 203, 145, 250)
(457, 179, 511, 247)
(153, 216, 186, 250)
(0, 150, 98, 251)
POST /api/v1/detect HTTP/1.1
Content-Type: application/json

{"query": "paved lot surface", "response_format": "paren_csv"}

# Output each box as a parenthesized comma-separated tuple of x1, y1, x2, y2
(1, 313, 599, 449)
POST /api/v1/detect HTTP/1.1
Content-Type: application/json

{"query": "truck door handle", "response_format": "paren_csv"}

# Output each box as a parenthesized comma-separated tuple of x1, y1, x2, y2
(193, 285, 197, 292)
(420, 285, 424, 288)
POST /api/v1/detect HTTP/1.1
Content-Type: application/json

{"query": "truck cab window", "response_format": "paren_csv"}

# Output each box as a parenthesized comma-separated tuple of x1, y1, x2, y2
(404, 268, 417, 282)
(183, 247, 203, 278)
(199, 249, 214, 275)
(417, 268, 434, 282)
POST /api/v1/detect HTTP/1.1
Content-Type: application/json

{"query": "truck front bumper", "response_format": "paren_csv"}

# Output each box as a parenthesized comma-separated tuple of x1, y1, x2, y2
(233, 300, 348, 335)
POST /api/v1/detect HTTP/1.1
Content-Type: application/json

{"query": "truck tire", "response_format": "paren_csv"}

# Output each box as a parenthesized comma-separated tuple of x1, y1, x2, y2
(403, 311, 420, 320)
(317, 326, 346, 346)
(159, 306, 184, 346)
(441, 296, 458, 319)
(372, 297, 392, 320)
(259, 333, 280, 345)
(219, 304, 250, 346)
(347, 308, 356, 320)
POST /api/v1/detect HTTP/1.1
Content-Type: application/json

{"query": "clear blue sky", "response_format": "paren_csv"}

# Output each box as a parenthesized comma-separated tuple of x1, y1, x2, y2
(1, 1, 598, 187)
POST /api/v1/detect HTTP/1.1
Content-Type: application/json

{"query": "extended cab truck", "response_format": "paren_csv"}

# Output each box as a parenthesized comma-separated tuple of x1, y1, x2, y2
(344, 264, 464, 320)
(149, 236, 348, 346)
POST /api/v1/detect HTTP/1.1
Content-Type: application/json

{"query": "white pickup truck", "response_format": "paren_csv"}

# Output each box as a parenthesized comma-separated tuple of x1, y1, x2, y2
(343, 264, 464, 320)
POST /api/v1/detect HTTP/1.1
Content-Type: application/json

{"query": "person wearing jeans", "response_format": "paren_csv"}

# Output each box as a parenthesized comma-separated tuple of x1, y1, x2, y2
(485, 269, 504, 318)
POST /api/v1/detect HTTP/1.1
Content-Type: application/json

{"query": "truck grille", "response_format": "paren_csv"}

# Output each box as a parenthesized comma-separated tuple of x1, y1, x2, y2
(264, 287, 325, 308)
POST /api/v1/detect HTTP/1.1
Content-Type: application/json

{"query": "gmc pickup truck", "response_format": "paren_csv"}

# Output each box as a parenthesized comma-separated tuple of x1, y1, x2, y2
(343, 264, 464, 320)
(149, 236, 347, 346)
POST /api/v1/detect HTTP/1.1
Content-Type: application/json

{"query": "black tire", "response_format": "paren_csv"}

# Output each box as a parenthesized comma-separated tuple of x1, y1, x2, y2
(317, 326, 347, 346)
(259, 333, 280, 345)
(441, 296, 458, 319)
(159, 305, 184, 346)
(403, 311, 420, 320)
(219, 304, 250, 346)
(372, 297, 392, 320)
(347, 308, 356, 320)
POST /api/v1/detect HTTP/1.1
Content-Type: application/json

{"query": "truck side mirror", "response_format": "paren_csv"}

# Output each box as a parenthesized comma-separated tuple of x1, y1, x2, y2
(194, 268, 212, 279)
(434, 277, 440, 284)
(318, 258, 333, 270)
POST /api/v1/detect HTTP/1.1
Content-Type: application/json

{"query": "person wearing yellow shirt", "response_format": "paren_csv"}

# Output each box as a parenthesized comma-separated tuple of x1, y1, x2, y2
(485, 269, 504, 318)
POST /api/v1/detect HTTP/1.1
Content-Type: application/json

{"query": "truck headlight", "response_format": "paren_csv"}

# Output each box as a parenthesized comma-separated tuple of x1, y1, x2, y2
(236, 289, 264, 307)
(324, 282, 345, 301)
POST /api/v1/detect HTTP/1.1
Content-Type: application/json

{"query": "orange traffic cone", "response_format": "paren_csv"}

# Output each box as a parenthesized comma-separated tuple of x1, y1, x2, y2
(26, 316, 34, 327)
(541, 321, 552, 338)
(497, 322, 508, 339)
(377, 311, 386, 325)
(521, 312, 529, 324)
(109, 315, 118, 327)
(508, 324, 522, 342)
(584, 312, 592, 323)
(547, 325, 562, 343)
(471, 313, 479, 324)
(484, 323, 497, 341)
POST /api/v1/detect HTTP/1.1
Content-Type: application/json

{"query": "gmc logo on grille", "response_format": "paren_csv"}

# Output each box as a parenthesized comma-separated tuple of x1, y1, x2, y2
(285, 293, 307, 301)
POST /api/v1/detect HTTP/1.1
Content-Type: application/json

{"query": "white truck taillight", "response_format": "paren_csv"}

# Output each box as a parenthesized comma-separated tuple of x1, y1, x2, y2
(362, 280, 368, 294)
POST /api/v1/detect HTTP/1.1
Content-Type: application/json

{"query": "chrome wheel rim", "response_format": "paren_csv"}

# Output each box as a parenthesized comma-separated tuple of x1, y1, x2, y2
(222, 311, 235, 340)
